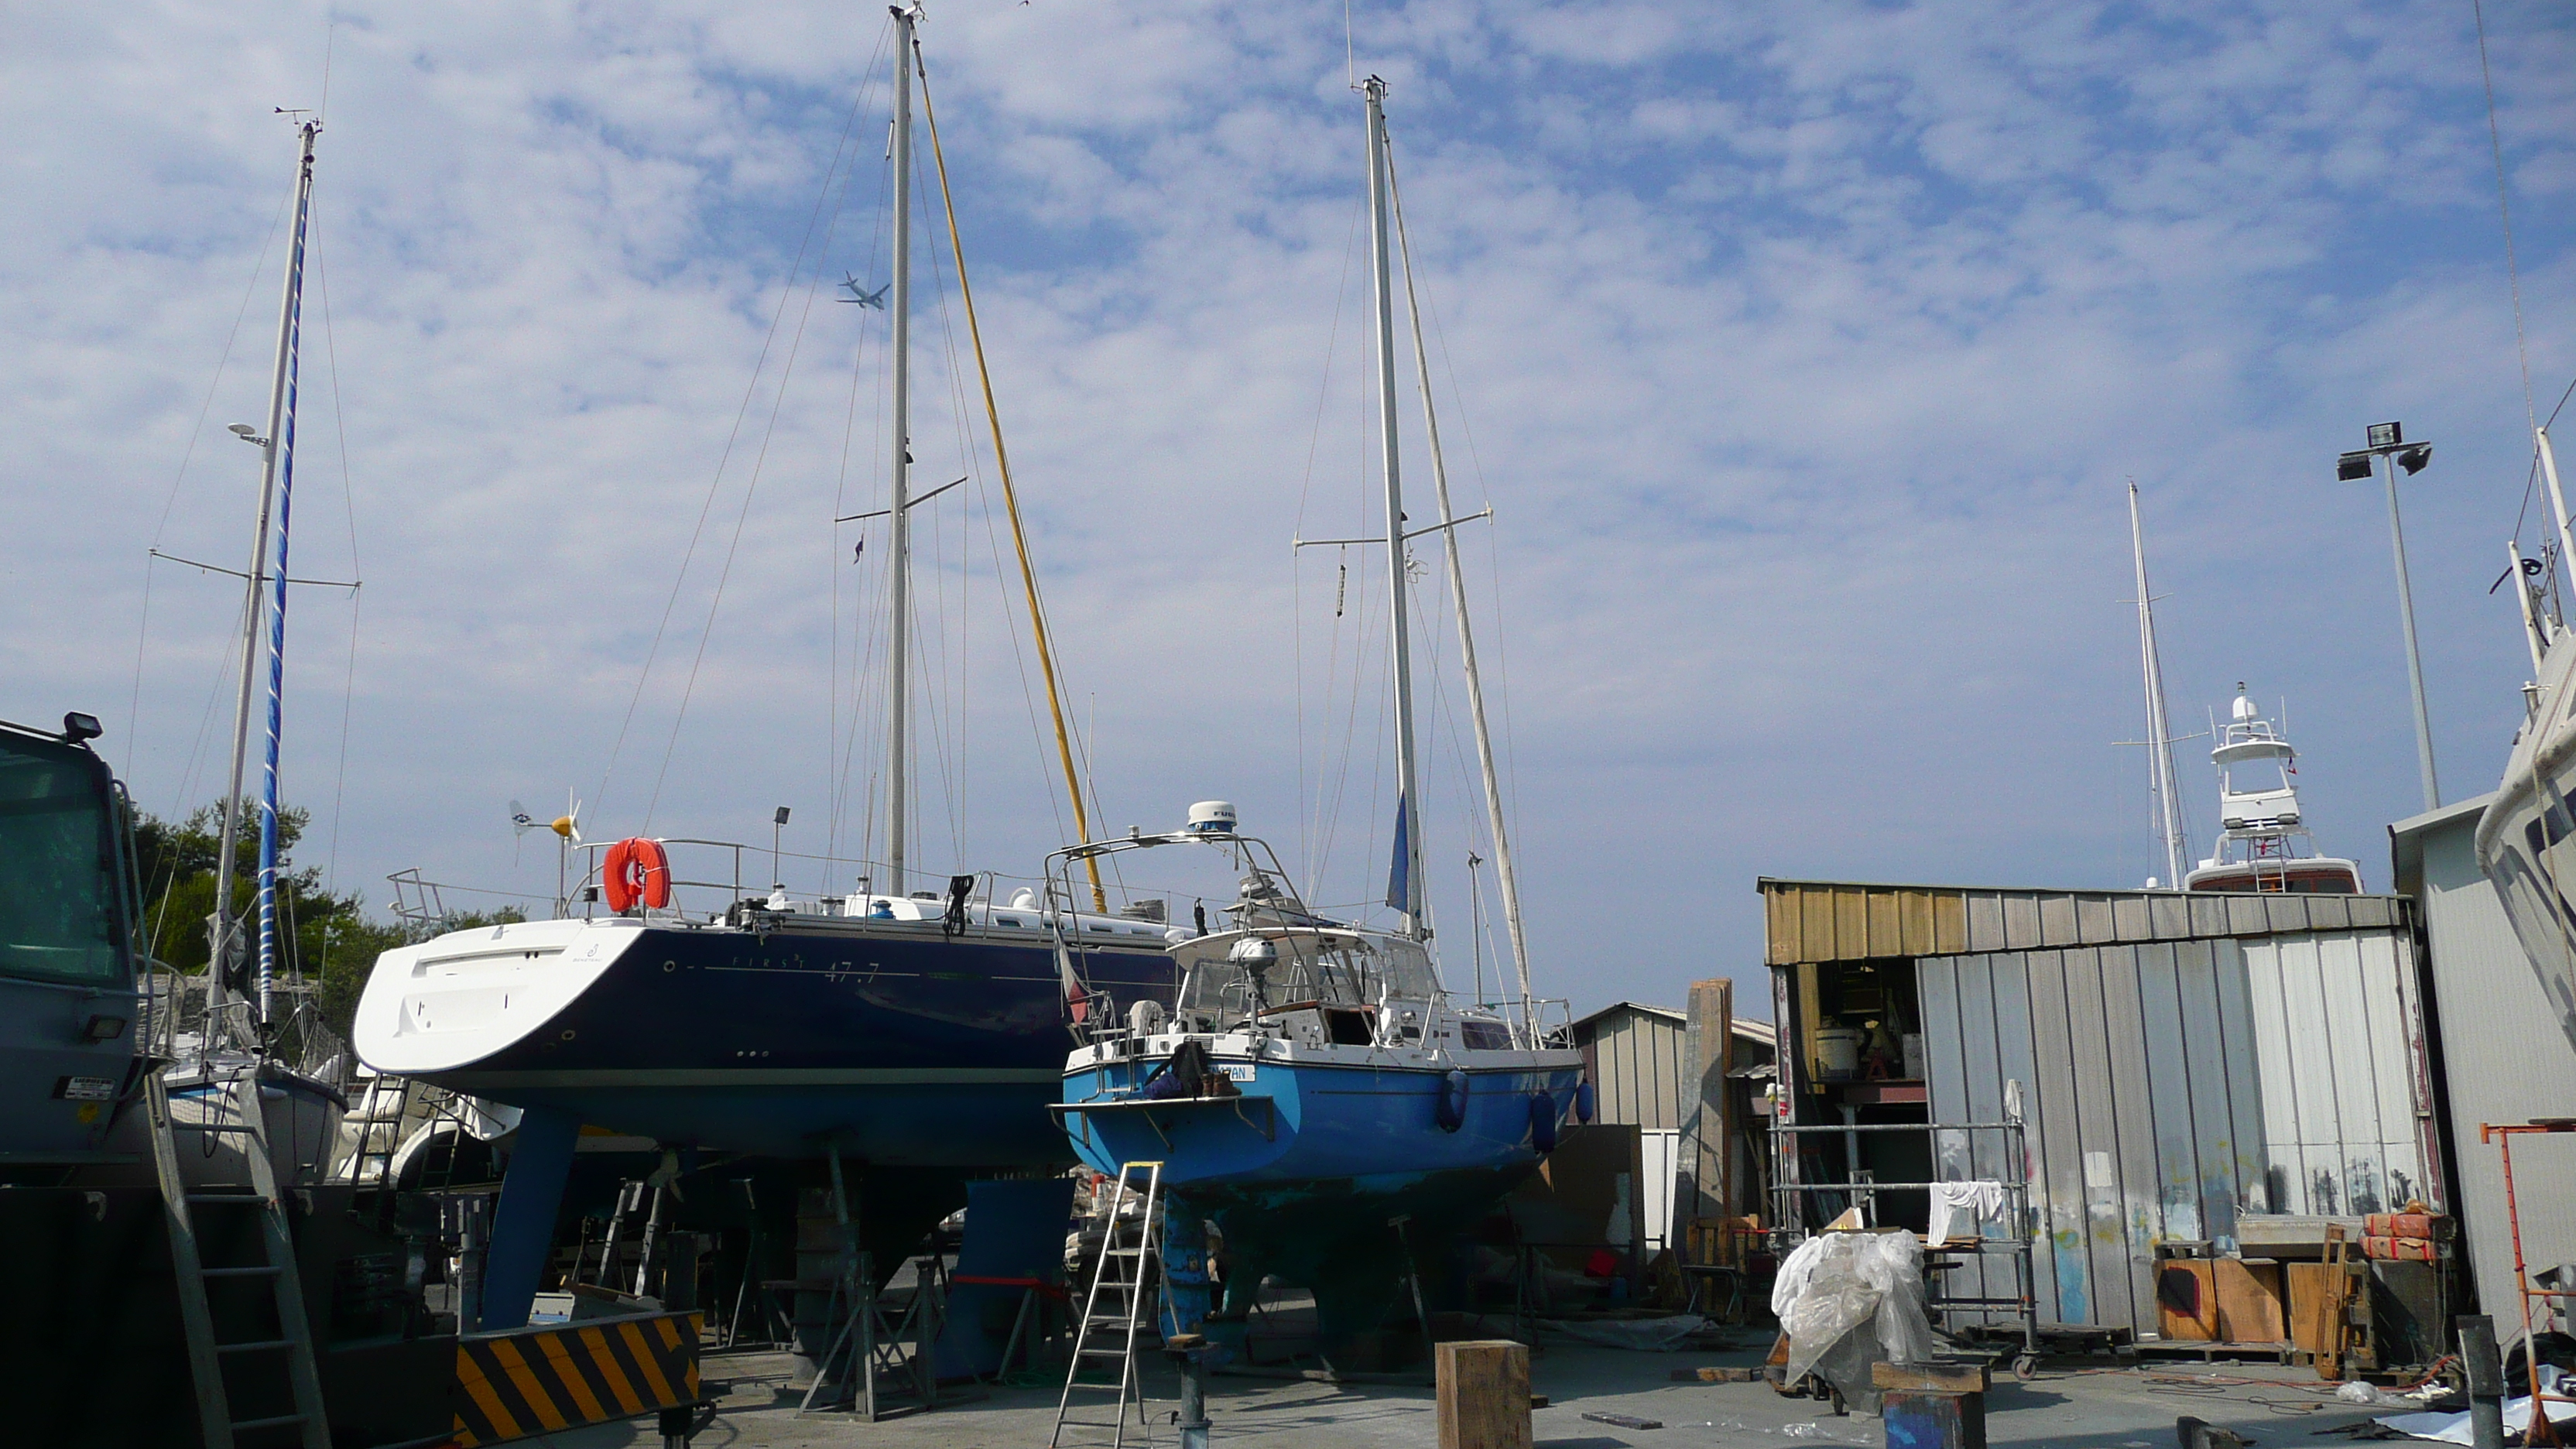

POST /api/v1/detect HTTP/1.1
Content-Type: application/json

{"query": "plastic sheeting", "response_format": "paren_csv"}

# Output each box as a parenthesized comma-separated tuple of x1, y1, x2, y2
(1771, 1230, 1937, 1411)
(2376, 1365, 2575, 1444)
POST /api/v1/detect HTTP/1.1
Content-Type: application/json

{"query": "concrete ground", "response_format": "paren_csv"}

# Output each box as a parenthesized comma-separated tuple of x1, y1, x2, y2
(524, 1337, 2413, 1448)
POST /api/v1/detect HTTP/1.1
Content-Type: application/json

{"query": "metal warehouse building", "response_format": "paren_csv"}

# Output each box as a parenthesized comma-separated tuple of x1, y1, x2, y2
(1760, 879, 2439, 1337)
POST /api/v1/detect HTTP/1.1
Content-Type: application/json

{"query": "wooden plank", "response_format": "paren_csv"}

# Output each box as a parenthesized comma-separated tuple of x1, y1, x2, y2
(1834, 889, 1868, 962)
(2157, 1261, 2218, 1341)
(1933, 891, 1968, 955)
(1436, 1340, 1532, 1449)
(1766, 884, 1796, 967)
(2213, 1260, 2285, 1344)
(1902, 890, 1934, 956)
(1867, 889, 1902, 959)
(1873, 1361, 1991, 1392)
(1687, 979, 1734, 1231)
(1803, 886, 1838, 965)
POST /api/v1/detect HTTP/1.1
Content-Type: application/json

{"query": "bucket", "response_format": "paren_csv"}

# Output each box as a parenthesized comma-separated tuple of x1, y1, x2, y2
(1815, 1026, 1865, 1081)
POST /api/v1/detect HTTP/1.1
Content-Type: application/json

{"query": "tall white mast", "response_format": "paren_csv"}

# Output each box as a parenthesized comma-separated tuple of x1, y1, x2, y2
(208, 118, 320, 1023)
(885, 5, 917, 896)
(1386, 143, 1533, 1036)
(1364, 77, 1426, 940)
(2541, 424, 2570, 633)
(2129, 482, 2187, 889)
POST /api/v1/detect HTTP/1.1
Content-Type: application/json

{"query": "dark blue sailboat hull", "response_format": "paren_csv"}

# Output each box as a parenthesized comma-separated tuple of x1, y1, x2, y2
(425, 924, 1175, 1163)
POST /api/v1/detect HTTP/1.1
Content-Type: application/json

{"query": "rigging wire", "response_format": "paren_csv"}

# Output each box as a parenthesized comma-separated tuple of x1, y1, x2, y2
(638, 47, 888, 829)
(2470, 0, 2538, 434)
(601, 22, 892, 829)
(312, 213, 368, 987)
(127, 187, 296, 776)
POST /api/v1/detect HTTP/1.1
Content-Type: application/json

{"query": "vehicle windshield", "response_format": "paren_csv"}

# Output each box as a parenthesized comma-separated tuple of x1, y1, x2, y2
(1179, 933, 1444, 1020)
(0, 735, 128, 986)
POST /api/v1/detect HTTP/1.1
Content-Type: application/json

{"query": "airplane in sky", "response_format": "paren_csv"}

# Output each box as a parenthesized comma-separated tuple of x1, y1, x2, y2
(838, 273, 889, 309)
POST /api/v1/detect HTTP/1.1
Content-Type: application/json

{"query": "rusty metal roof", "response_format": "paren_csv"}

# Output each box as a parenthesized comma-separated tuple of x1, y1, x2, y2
(1758, 877, 2410, 967)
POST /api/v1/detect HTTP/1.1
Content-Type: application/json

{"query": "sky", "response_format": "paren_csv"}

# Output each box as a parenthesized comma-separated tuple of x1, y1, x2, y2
(5, 1, 2573, 1021)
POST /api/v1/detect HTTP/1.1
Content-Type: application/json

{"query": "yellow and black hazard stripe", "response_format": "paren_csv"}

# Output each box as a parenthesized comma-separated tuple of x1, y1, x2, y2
(452, 1310, 703, 1447)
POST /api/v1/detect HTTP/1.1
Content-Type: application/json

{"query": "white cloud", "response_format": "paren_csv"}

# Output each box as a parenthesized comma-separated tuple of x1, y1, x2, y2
(4, 0, 2572, 1013)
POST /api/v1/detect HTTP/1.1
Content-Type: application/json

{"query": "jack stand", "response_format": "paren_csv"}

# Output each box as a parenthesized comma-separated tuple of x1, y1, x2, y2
(1170, 1337, 1212, 1449)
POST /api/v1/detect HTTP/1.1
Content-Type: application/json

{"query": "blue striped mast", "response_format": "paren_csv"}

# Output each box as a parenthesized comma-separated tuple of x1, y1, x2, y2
(207, 117, 319, 1036)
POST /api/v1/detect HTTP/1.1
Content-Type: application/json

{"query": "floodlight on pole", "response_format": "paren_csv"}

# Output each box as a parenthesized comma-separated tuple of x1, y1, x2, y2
(2334, 421, 2441, 811)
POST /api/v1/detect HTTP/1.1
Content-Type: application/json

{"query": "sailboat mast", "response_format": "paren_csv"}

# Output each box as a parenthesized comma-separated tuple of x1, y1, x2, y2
(209, 118, 320, 1023)
(2129, 482, 2187, 889)
(885, 5, 916, 896)
(254, 120, 320, 1025)
(1386, 149, 1534, 1036)
(1364, 77, 1425, 940)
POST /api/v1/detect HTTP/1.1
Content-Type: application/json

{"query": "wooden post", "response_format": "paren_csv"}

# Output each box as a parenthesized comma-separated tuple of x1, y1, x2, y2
(1436, 1339, 1532, 1449)
(1687, 978, 1735, 1256)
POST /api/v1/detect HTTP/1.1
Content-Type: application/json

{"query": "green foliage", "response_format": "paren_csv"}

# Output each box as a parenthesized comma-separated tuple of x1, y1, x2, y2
(130, 799, 421, 1043)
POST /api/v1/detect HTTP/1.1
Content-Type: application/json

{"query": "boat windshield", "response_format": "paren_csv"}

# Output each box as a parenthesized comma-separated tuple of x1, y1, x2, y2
(0, 734, 128, 987)
(1180, 933, 1443, 1020)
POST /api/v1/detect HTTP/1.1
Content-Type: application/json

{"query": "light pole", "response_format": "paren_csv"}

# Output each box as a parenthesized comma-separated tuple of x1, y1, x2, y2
(2336, 422, 2439, 810)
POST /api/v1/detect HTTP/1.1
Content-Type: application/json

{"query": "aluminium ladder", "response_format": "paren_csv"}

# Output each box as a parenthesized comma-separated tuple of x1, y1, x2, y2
(1050, 1162, 1164, 1449)
(147, 1070, 332, 1449)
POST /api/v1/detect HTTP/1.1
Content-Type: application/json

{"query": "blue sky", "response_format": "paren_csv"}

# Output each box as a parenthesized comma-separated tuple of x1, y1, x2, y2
(4, 2, 2572, 1017)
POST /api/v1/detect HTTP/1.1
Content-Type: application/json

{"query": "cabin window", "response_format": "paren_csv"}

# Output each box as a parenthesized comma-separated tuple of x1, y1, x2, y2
(0, 736, 125, 986)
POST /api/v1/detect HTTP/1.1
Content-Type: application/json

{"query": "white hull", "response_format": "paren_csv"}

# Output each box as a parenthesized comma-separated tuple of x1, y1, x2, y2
(2472, 633, 2576, 1057)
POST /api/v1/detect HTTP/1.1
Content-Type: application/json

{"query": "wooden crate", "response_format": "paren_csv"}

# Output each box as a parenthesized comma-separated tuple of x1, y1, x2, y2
(2156, 1262, 2218, 1342)
(2213, 1260, 2285, 1344)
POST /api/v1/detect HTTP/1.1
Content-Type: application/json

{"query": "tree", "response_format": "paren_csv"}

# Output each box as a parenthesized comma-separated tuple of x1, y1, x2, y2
(130, 799, 437, 1045)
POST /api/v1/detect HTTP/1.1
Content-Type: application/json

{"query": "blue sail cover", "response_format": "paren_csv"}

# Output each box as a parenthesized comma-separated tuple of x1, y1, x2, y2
(1383, 796, 1412, 915)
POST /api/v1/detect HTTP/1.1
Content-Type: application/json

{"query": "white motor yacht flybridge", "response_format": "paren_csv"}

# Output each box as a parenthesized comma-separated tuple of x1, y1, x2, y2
(2475, 422, 2576, 1057)
(2181, 688, 2362, 894)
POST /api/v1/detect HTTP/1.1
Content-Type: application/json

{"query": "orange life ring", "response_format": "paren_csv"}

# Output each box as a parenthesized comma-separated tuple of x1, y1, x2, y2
(603, 838, 672, 913)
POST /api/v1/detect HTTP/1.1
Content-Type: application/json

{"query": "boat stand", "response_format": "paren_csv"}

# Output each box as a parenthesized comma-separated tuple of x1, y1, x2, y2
(479, 1105, 581, 1330)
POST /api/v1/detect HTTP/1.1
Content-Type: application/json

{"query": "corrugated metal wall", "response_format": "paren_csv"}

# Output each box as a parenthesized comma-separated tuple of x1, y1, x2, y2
(2239, 931, 2437, 1216)
(1581, 1007, 1690, 1131)
(2400, 797, 2576, 1320)
(1918, 930, 2432, 1334)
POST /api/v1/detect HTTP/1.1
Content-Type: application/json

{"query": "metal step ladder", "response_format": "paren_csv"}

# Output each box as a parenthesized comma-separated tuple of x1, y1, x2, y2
(146, 1070, 332, 1449)
(1050, 1162, 1164, 1449)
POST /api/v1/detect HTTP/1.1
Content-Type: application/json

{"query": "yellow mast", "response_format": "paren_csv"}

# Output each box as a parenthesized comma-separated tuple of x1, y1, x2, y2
(911, 42, 1108, 912)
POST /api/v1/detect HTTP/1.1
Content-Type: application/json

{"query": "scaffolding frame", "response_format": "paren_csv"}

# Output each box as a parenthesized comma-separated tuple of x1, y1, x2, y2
(1769, 1115, 2040, 1365)
(2481, 1120, 2576, 1442)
